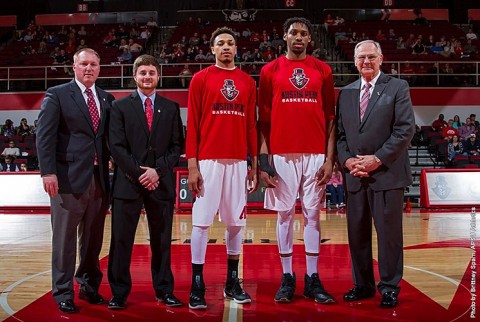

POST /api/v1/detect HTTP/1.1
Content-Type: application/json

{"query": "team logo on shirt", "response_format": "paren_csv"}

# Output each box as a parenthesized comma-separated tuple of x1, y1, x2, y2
(289, 68, 309, 89)
(220, 79, 239, 101)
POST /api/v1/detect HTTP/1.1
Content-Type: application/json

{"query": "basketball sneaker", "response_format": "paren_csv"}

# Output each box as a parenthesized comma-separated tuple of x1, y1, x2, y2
(274, 272, 296, 303)
(189, 275, 207, 310)
(303, 273, 335, 304)
(224, 276, 251, 304)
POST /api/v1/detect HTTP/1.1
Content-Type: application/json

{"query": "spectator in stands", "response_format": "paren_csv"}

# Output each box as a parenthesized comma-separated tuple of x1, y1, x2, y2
(438, 41, 454, 58)
(16, 118, 32, 136)
(146, 16, 158, 28)
(453, 40, 465, 58)
(77, 26, 87, 38)
(442, 119, 459, 140)
(374, 29, 386, 41)
(389, 63, 398, 76)
(58, 25, 68, 36)
(249, 30, 260, 42)
(396, 36, 406, 49)
(359, 32, 369, 41)
(178, 64, 193, 88)
(240, 27, 251, 39)
(1, 155, 19, 172)
(103, 31, 117, 47)
(205, 52, 215, 62)
(140, 29, 151, 40)
(194, 49, 207, 61)
(157, 51, 169, 64)
(77, 39, 88, 51)
(458, 117, 477, 139)
(52, 49, 69, 65)
(466, 28, 478, 40)
(189, 32, 200, 47)
(349, 32, 358, 44)
(249, 64, 259, 85)
(65, 39, 77, 55)
(38, 41, 48, 54)
(183, 47, 196, 62)
(259, 39, 272, 52)
(128, 18, 139, 29)
(432, 113, 448, 132)
(411, 38, 427, 55)
(200, 33, 209, 46)
(50, 46, 61, 59)
(323, 14, 335, 31)
(253, 51, 265, 63)
(447, 135, 467, 163)
(470, 113, 480, 129)
(1, 139, 21, 157)
(129, 27, 139, 39)
(463, 39, 478, 57)
(117, 48, 132, 63)
(118, 38, 128, 51)
(452, 115, 462, 129)
(20, 163, 28, 172)
(424, 35, 435, 49)
(326, 163, 345, 210)
(464, 134, 480, 156)
(271, 34, 285, 49)
(116, 25, 129, 40)
(400, 62, 416, 85)
(128, 38, 143, 53)
(23, 31, 33, 42)
(1, 119, 15, 137)
(171, 45, 184, 63)
(413, 13, 429, 26)
(334, 15, 345, 25)
(405, 34, 416, 48)
(386, 29, 397, 41)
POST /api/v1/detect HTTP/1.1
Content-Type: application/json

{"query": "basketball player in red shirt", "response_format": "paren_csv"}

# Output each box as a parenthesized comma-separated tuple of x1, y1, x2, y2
(185, 27, 258, 310)
(258, 17, 336, 304)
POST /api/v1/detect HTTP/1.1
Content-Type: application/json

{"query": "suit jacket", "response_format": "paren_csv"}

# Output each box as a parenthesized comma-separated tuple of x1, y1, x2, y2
(36, 80, 112, 194)
(109, 90, 184, 200)
(336, 73, 415, 192)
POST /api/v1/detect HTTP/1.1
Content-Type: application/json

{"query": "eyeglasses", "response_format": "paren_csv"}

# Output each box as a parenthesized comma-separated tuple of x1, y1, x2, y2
(355, 55, 378, 61)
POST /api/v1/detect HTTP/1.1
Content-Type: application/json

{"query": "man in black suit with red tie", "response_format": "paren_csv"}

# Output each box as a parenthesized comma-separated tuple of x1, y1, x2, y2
(336, 40, 415, 308)
(36, 48, 112, 313)
(107, 54, 184, 309)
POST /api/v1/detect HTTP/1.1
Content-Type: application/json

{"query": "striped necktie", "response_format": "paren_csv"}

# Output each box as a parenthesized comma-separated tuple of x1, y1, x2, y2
(359, 82, 371, 121)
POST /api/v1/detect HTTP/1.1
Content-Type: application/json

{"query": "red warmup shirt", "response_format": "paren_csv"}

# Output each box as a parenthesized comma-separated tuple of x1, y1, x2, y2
(185, 65, 257, 160)
(258, 55, 335, 154)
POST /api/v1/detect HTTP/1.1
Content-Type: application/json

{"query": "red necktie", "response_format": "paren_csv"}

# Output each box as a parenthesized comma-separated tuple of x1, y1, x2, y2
(145, 97, 153, 131)
(85, 88, 100, 133)
(359, 82, 371, 121)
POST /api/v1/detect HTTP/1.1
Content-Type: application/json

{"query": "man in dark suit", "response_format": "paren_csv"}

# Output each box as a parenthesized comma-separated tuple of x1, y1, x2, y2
(336, 40, 415, 308)
(36, 48, 112, 313)
(107, 54, 184, 309)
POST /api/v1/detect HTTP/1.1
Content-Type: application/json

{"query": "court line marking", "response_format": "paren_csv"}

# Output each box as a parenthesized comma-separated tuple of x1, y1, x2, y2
(0, 270, 51, 316)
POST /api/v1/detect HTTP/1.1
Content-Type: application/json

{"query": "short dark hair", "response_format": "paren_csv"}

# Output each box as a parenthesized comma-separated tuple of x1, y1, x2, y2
(470, 113, 476, 117)
(283, 17, 313, 35)
(133, 54, 160, 75)
(210, 27, 237, 47)
(73, 48, 100, 63)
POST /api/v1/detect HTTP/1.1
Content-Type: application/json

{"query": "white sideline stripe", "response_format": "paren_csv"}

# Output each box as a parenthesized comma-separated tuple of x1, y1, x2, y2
(404, 265, 460, 286)
(0, 270, 51, 316)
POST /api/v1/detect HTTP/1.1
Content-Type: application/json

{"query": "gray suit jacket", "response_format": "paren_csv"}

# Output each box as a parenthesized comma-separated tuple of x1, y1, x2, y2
(36, 80, 112, 194)
(336, 73, 415, 192)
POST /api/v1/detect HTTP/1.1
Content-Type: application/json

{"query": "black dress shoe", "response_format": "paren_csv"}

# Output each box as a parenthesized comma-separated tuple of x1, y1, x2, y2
(79, 289, 105, 304)
(156, 293, 182, 307)
(380, 291, 398, 308)
(343, 286, 376, 302)
(58, 299, 78, 313)
(108, 296, 126, 310)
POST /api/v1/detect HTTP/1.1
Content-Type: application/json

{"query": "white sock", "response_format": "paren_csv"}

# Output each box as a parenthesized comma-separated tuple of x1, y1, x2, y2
(191, 225, 209, 264)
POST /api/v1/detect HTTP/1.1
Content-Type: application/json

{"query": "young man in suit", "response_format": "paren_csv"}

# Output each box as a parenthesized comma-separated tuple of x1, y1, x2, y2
(336, 40, 415, 308)
(36, 48, 112, 313)
(258, 17, 336, 304)
(107, 54, 184, 310)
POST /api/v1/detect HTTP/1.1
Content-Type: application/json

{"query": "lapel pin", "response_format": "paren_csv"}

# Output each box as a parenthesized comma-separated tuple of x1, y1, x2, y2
(377, 92, 380, 96)
(157, 109, 161, 112)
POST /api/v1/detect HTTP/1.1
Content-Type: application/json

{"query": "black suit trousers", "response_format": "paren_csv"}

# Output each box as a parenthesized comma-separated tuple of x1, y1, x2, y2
(346, 186, 404, 294)
(108, 193, 175, 298)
